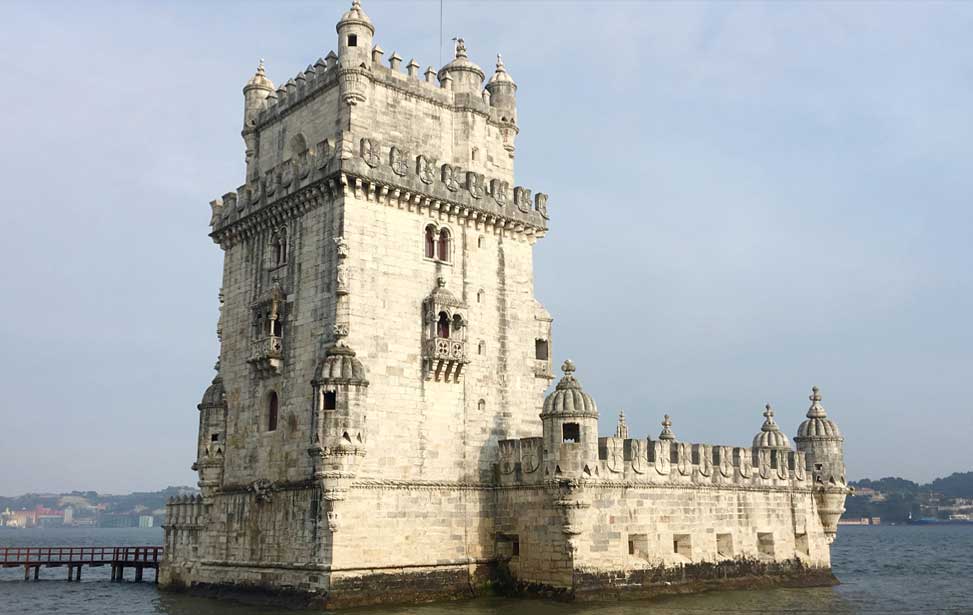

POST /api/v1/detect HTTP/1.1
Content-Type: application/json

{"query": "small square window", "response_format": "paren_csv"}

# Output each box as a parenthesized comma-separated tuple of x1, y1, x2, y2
(562, 423, 580, 443)
(348, 34, 357, 47)
(323, 391, 337, 411)
(211, 433, 220, 442)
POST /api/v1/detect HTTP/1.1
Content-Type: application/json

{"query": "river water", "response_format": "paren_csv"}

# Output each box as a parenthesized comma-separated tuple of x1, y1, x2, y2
(1, 525, 970, 614)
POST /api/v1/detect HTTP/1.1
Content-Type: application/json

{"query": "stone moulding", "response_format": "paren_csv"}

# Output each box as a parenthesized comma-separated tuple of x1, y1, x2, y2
(210, 141, 548, 249)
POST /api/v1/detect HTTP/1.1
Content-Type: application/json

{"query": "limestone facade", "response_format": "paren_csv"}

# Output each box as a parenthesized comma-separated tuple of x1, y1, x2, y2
(161, 1, 850, 608)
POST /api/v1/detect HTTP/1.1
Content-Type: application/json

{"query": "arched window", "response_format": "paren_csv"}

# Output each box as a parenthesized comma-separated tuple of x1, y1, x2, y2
(477, 236, 484, 248)
(424, 225, 436, 259)
(437, 228, 450, 262)
(437, 312, 450, 338)
(267, 391, 279, 432)
(452, 314, 464, 338)
(478, 399, 486, 412)
(271, 229, 287, 267)
(476, 289, 484, 303)
(478, 341, 485, 355)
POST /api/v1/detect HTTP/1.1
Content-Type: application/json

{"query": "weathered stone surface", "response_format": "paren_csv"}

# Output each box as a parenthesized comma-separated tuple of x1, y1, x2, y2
(161, 1, 851, 609)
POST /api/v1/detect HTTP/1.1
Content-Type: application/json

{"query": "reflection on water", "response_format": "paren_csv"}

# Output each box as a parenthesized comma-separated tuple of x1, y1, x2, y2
(1, 525, 970, 614)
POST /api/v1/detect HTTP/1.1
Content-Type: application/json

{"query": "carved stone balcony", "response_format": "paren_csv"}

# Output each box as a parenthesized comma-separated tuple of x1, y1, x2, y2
(249, 335, 283, 377)
(423, 337, 467, 382)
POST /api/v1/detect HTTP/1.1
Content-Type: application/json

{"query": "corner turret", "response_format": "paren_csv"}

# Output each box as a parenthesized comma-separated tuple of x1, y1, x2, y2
(194, 362, 227, 501)
(794, 386, 849, 542)
(337, 0, 374, 69)
(540, 360, 599, 477)
(242, 60, 274, 173)
(486, 54, 517, 118)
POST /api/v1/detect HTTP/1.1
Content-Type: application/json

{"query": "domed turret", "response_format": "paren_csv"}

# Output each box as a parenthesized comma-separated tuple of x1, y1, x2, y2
(753, 404, 792, 450)
(337, 0, 374, 69)
(541, 360, 598, 419)
(794, 386, 849, 543)
(485, 53, 517, 119)
(437, 38, 485, 95)
(198, 373, 226, 410)
(314, 342, 368, 385)
(541, 360, 599, 476)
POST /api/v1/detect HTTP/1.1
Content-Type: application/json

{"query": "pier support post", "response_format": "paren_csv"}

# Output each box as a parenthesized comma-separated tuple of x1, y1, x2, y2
(68, 566, 74, 581)
(33, 566, 39, 581)
(76, 565, 82, 582)
(24, 565, 29, 581)
(111, 565, 117, 581)
(135, 566, 143, 582)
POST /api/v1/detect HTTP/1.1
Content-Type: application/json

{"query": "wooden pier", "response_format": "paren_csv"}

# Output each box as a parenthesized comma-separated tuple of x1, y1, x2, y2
(0, 546, 163, 582)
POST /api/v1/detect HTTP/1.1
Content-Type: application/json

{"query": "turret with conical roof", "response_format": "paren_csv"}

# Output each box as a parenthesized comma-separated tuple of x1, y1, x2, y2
(486, 53, 517, 120)
(242, 60, 275, 174)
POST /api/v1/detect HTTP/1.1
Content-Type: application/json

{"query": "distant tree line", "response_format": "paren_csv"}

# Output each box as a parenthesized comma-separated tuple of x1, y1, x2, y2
(846, 472, 973, 523)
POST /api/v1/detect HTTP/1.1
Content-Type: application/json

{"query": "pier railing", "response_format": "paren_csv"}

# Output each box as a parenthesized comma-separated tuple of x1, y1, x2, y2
(0, 545, 163, 582)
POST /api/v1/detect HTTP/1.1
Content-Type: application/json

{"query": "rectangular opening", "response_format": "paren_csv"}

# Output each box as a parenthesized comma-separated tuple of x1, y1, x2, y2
(757, 532, 775, 558)
(534, 338, 549, 360)
(628, 533, 648, 558)
(210, 433, 220, 442)
(323, 391, 337, 411)
(347, 34, 357, 47)
(670, 446, 679, 464)
(795, 533, 809, 556)
(716, 533, 733, 559)
(562, 423, 580, 443)
(497, 534, 519, 559)
(673, 534, 692, 560)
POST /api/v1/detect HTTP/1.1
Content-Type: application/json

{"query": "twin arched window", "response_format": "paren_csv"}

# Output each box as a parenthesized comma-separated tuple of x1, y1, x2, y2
(435, 311, 464, 339)
(424, 225, 451, 262)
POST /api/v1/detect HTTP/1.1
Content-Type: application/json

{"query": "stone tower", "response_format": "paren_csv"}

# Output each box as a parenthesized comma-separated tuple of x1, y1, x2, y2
(163, 2, 850, 607)
(163, 1, 552, 606)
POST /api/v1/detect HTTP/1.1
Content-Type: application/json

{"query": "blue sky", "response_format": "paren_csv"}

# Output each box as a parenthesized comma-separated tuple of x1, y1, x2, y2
(1, 0, 971, 495)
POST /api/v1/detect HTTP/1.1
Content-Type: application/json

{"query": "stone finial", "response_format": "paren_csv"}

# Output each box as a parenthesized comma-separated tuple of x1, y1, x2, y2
(407, 58, 419, 78)
(561, 359, 575, 375)
(761, 403, 778, 431)
(389, 51, 402, 71)
(807, 386, 827, 418)
(615, 411, 629, 439)
(371, 45, 384, 64)
(454, 37, 467, 58)
(257, 58, 265, 75)
(659, 414, 676, 441)
(424, 66, 436, 83)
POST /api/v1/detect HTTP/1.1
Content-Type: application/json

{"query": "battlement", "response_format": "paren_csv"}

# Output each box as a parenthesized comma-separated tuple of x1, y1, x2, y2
(497, 435, 809, 489)
(208, 134, 548, 248)
(253, 48, 511, 130)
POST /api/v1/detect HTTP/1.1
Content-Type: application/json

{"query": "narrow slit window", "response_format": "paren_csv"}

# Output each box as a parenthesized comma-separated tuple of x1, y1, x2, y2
(267, 392, 279, 432)
(535, 339, 549, 361)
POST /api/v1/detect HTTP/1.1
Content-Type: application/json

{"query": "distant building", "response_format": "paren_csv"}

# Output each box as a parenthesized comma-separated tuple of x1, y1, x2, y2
(139, 516, 154, 528)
